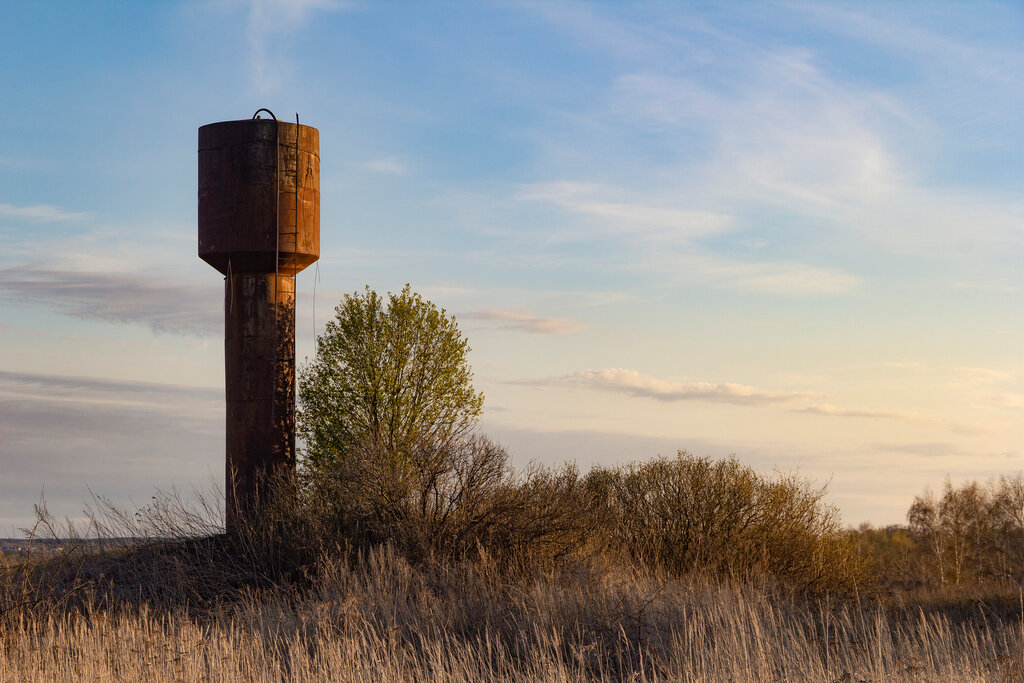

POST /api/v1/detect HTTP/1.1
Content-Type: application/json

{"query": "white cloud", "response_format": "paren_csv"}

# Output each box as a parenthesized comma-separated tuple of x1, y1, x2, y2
(243, 0, 352, 93)
(796, 403, 984, 435)
(0, 203, 88, 222)
(554, 368, 814, 405)
(519, 182, 733, 242)
(669, 253, 861, 296)
(524, 368, 983, 433)
(797, 403, 923, 421)
(461, 308, 584, 335)
(507, 177, 861, 296)
(946, 366, 1012, 389)
(611, 63, 907, 212)
(974, 393, 1024, 412)
(606, 49, 1023, 258)
(526, 5, 1021, 261)
(787, 0, 1022, 89)
(515, 0, 1023, 282)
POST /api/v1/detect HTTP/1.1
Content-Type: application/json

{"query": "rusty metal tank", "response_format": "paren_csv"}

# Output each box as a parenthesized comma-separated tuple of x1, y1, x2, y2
(198, 113, 320, 528)
(199, 118, 320, 274)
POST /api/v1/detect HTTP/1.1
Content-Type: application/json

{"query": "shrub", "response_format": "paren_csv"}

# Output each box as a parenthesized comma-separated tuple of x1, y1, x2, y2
(848, 523, 922, 592)
(586, 452, 865, 594)
(303, 434, 592, 568)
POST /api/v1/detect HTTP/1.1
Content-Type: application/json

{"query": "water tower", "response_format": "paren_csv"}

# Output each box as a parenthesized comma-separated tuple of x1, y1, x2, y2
(197, 110, 320, 527)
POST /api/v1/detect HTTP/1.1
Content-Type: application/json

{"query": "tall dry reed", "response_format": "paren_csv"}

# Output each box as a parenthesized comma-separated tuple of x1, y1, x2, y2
(3, 545, 1023, 682)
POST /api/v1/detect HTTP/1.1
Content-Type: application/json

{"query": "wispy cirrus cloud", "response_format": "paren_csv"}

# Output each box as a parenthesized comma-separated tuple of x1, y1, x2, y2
(789, 0, 1023, 88)
(542, 368, 814, 405)
(0, 369, 221, 406)
(243, 0, 353, 93)
(0, 370, 221, 531)
(945, 366, 1013, 389)
(523, 368, 981, 433)
(795, 403, 984, 435)
(975, 393, 1024, 412)
(797, 403, 923, 421)
(461, 308, 585, 334)
(612, 67, 907, 209)
(608, 48, 1022, 256)
(0, 266, 219, 336)
(872, 442, 963, 459)
(519, 182, 733, 242)
(665, 252, 861, 296)
(0, 203, 88, 222)
(510, 181, 861, 296)
(528, 2, 1022, 261)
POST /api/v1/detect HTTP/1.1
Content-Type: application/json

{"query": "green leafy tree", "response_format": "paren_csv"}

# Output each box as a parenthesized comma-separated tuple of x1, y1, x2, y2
(297, 285, 484, 474)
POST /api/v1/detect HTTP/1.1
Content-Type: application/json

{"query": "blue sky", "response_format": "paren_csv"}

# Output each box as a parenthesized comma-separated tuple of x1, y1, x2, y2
(1, 0, 1022, 531)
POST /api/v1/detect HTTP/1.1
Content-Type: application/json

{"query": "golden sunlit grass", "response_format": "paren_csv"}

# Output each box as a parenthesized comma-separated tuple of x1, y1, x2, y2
(3, 545, 1023, 682)
(3, 453, 1023, 681)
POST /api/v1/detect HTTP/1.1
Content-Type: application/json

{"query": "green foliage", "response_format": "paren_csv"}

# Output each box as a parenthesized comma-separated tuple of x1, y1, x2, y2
(298, 285, 484, 474)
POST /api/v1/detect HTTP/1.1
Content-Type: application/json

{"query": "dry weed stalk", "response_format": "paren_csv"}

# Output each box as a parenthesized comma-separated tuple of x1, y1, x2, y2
(3, 452, 1023, 681)
(2, 545, 1022, 681)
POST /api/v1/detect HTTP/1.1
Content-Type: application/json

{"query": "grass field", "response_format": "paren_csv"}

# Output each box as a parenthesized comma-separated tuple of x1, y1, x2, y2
(4, 453, 1024, 681)
(3, 545, 1023, 682)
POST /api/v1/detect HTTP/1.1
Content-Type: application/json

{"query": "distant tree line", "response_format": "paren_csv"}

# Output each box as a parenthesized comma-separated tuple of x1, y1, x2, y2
(852, 475, 1024, 591)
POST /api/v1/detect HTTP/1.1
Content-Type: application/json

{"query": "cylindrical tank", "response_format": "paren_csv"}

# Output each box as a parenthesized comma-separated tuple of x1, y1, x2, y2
(198, 116, 320, 528)
(199, 119, 320, 274)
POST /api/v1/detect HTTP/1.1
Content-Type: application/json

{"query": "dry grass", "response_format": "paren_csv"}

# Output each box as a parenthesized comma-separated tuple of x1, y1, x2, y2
(2, 545, 1022, 682)
(3, 458, 1022, 681)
